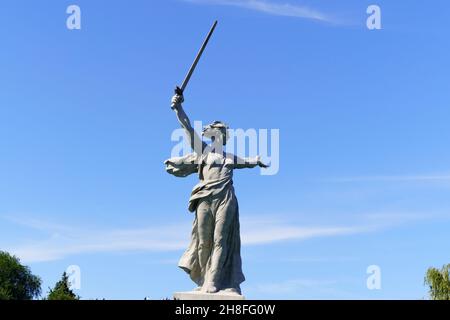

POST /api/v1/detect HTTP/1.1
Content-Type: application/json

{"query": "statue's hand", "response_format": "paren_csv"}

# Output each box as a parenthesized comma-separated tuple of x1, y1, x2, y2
(256, 156, 270, 168)
(258, 161, 270, 168)
(171, 92, 184, 110)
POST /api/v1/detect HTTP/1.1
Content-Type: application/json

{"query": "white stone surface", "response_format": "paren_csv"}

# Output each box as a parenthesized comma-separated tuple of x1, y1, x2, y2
(174, 291, 245, 300)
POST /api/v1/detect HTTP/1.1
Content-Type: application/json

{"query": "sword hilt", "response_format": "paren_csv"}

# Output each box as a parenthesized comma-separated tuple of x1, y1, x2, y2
(174, 86, 184, 95)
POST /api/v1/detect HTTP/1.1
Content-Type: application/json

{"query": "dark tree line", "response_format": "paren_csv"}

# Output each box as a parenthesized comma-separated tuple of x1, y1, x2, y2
(0, 251, 78, 300)
(2, 249, 449, 300)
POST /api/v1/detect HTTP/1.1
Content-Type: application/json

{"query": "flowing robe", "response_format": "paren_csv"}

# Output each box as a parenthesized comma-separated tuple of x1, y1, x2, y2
(165, 152, 245, 291)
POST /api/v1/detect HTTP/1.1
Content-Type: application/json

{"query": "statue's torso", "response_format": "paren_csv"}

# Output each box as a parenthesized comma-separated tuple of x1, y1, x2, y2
(200, 152, 234, 182)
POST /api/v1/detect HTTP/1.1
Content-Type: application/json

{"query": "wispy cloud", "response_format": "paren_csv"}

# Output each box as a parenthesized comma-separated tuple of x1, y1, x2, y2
(242, 224, 367, 245)
(6, 223, 189, 263)
(2, 211, 430, 263)
(183, 0, 333, 22)
(282, 256, 360, 263)
(324, 174, 450, 183)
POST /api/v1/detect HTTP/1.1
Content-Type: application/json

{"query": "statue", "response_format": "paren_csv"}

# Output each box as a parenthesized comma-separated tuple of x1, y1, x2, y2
(165, 93, 269, 295)
(164, 21, 268, 296)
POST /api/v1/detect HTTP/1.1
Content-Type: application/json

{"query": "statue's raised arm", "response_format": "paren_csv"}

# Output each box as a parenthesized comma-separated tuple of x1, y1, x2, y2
(171, 91, 206, 154)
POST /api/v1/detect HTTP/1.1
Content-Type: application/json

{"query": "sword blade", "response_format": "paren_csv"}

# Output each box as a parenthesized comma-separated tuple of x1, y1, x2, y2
(180, 20, 218, 92)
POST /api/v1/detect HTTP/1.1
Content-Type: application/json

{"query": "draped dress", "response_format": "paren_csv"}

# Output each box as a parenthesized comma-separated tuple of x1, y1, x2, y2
(165, 152, 245, 291)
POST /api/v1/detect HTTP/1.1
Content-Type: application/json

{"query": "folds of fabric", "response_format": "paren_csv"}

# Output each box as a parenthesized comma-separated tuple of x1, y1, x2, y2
(179, 184, 245, 289)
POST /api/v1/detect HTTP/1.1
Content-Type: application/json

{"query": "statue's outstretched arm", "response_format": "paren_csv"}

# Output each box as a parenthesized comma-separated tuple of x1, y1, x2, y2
(233, 155, 270, 170)
(171, 93, 206, 153)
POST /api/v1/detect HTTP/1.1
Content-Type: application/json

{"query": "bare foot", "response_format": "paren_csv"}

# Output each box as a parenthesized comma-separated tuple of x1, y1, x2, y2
(223, 288, 241, 295)
(203, 284, 219, 293)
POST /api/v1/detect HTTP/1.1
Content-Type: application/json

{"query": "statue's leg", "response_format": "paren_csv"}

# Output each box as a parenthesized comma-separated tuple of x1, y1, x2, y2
(197, 199, 219, 293)
(209, 194, 239, 291)
(196, 200, 213, 273)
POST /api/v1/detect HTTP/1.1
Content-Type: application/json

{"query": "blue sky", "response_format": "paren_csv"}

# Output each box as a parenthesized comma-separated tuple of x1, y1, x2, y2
(1, 0, 450, 299)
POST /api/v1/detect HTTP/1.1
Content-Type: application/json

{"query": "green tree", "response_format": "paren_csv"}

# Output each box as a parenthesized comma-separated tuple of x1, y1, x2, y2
(425, 264, 450, 300)
(47, 272, 79, 300)
(0, 251, 42, 300)
(0, 287, 12, 300)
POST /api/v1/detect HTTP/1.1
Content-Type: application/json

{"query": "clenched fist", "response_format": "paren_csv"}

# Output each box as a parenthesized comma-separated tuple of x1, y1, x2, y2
(171, 93, 184, 110)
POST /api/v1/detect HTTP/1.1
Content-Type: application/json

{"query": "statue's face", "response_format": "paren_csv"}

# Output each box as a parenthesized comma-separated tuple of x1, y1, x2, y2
(202, 127, 219, 138)
(202, 128, 227, 145)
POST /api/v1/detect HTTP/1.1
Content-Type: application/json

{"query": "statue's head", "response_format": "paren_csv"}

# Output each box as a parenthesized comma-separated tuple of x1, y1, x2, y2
(202, 121, 229, 145)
